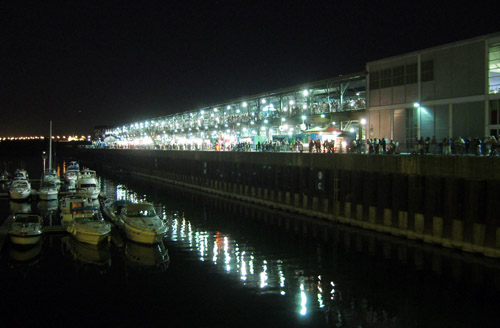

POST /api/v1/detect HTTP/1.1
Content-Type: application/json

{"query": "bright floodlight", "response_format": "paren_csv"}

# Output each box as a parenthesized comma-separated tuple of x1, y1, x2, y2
(242, 102, 248, 108)
(302, 90, 309, 97)
(414, 102, 420, 108)
(360, 118, 367, 125)
(301, 115, 307, 120)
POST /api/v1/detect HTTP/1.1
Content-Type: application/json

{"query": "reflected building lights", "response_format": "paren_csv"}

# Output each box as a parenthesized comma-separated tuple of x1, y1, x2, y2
(300, 288, 308, 316)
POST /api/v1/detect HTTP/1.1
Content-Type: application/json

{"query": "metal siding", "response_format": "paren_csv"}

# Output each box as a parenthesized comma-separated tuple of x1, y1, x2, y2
(392, 85, 406, 104)
(394, 109, 406, 145)
(435, 105, 450, 140)
(421, 106, 435, 138)
(369, 111, 380, 139)
(380, 110, 392, 139)
(405, 84, 418, 103)
(421, 81, 435, 101)
(380, 88, 393, 106)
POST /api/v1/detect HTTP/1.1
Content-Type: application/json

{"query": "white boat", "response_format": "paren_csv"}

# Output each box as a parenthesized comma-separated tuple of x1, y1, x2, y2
(8, 213, 43, 245)
(59, 195, 98, 225)
(64, 161, 80, 186)
(118, 202, 168, 244)
(13, 169, 29, 181)
(76, 169, 100, 200)
(0, 170, 10, 183)
(101, 199, 132, 223)
(9, 179, 31, 200)
(66, 211, 111, 245)
(38, 179, 58, 200)
(42, 168, 61, 186)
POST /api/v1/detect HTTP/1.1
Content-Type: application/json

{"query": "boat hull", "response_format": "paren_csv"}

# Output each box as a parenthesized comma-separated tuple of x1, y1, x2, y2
(124, 224, 166, 244)
(9, 233, 42, 246)
(67, 227, 110, 245)
(9, 190, 31, 200)
(76, 189, 100, 200)
(38, 191, 58, 201)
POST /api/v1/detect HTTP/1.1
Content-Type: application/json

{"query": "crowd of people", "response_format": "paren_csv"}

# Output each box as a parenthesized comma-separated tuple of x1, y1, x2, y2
(96, 135, 500, 156)
(409, 136, 500, 156)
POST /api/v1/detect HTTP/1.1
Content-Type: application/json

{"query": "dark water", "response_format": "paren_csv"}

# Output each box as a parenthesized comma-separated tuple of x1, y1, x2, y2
(1, 157, 500, 327)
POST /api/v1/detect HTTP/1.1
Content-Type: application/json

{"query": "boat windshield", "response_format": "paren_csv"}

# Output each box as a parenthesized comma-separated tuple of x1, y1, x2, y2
(127, 210, 156, 217)
(15, 215, 40, 223)
(80, 183, 96, 188)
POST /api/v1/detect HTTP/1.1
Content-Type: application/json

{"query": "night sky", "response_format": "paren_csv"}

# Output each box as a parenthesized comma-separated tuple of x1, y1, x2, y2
(1, 1, 498, 136)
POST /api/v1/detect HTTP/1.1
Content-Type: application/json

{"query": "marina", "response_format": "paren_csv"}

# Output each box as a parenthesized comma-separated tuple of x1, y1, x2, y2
(0, 155, 500, 327)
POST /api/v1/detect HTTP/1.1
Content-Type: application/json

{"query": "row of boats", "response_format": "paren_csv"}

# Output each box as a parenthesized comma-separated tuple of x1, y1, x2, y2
(5, 162, 170, 249)
(8, 197, 169, 246)
(1, 161, 100, 201)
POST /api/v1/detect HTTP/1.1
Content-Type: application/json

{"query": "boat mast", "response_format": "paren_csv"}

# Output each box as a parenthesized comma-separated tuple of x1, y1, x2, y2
(48, 120, 52, 171)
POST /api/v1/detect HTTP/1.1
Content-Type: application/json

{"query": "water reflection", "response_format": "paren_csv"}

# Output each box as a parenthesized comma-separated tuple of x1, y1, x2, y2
(108, 179, 403, 323)
(124, 240, 169, 271)
(7, 241, 43, 277)
(61, 236, 111, 273)
(10, 200, 31, 213)
(9, 241, 42, 264)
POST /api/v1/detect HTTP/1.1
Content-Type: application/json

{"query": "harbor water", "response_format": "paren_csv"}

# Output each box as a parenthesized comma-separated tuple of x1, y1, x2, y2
(1, 156, 500, 327)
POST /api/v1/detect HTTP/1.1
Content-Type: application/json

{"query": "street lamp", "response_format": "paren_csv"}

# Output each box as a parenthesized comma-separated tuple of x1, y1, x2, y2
(300, 115, 307, 131)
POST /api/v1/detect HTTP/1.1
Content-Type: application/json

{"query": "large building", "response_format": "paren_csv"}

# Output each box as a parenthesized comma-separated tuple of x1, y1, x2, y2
(367, 31, 500, 146)
(104, 31, 500, 151)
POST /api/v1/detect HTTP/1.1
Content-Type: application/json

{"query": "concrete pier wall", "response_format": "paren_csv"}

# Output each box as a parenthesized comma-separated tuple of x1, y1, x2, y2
(77, 149, 500, 258)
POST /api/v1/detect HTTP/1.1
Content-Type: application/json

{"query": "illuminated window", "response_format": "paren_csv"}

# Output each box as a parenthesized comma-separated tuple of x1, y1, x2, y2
(489, 43, 500, 94)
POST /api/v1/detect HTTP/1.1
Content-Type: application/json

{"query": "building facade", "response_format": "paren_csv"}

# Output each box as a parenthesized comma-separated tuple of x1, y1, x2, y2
(367, 32, 500, 147)
(104, 32, 500, 151)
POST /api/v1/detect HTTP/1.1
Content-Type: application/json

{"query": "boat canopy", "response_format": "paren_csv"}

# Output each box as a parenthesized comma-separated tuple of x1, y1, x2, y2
(115, 200, 132, 207)
(125, 203, 156, 217)
(14, 214, 41, 223)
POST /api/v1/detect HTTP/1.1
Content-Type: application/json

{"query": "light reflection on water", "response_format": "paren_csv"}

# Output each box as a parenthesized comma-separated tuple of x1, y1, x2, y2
(5, 171, 500, 327)
(105, 179, 334, 320)
(111, 175, 500, 328)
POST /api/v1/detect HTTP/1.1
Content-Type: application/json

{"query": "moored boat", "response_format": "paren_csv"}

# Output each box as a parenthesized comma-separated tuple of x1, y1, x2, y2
(101, 199, 132, 223)
(42, 168, 61, 186)
(118, 202, 168, 244)
(64, 161, 80, 186)
(75, 169, 100, 199)
(0, 170, 10, 183)
(8, 213, 43, 245)
(59, 195, 98, 225)
(9, 179, 31, 200)
(38, 179, 58, 201)
(13, 169, 29, 181)
(66, 211, 111, 245)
